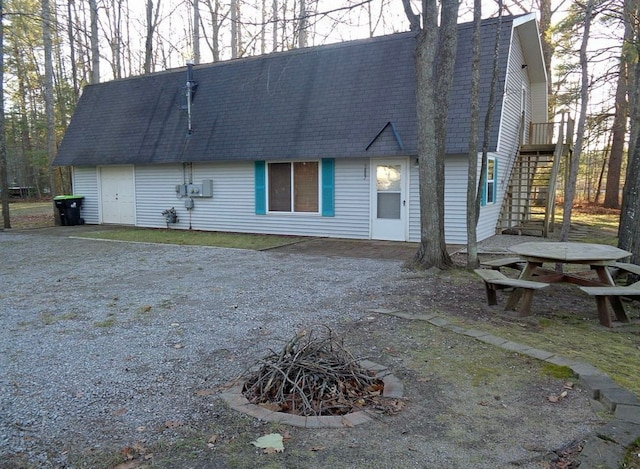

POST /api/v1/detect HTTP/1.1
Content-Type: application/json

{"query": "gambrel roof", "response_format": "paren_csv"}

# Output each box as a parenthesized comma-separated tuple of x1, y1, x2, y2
(54, 14, 541, 167)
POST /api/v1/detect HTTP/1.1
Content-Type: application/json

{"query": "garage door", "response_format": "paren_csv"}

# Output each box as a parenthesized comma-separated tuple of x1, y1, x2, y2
(100, 166, 135, 225)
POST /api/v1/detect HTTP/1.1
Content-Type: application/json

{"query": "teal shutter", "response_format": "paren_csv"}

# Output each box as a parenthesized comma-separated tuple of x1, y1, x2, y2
(492, 159, 498, 204)
(255, 161, 266, 215)
(321, 158, 335, 217)
(480, 165, 487, 207)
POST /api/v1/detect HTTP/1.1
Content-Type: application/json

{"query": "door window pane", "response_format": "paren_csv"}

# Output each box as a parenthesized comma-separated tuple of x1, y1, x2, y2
(377, 193, 401, 219)
(376, 165, 401, 191)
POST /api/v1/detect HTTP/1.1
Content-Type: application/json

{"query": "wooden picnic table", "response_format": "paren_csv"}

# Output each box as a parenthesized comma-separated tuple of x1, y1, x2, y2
(507, 242, 632, 326)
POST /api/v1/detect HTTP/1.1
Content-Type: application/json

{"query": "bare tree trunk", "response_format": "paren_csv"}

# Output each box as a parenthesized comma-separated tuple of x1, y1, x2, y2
(298, 0, 306, 48)
(0, 0, 9, 229)
(560, 0, 594, 242)
(231, 0, 238, 58)
(478, 7, 502, 207)
(413, 0, 440, 267)
(605, 69, 626, 209)
(260, 0, 266, 54)
(144, 0, 161, 74)
(202, 0, 221, 62)
(466, 0, 481, 269)
(14, 43, 35, 194)
(539, 0, 555, 117)
(89, 0, 100, 83)
(604, 0, 634, 208)
(106, 0, 123, 79)
(619, 0, 640, 264)
(401, 0, 420, 31)
(409, 0, 458, 269)
(193, 0, 200, 63)
(67, 0, 79, 97)
(43, 0, 59, 204)
(272, 0, 278, 51)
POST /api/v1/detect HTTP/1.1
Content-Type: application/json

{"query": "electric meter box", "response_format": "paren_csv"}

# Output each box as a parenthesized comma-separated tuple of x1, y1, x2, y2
(201, 179, 213, 197)
(175, 180, 212, 198)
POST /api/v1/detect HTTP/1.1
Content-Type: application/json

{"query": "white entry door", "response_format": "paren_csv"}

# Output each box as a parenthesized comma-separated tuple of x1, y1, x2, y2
(371, 159, 407, 241)
(100, 166, 135, 225)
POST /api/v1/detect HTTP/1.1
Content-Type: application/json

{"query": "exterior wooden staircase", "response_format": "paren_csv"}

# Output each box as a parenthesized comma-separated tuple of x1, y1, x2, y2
(497, 115, 574, 237)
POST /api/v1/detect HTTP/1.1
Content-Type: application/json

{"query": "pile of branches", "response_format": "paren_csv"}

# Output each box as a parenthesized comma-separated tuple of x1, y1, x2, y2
(242, 328, 386, 416)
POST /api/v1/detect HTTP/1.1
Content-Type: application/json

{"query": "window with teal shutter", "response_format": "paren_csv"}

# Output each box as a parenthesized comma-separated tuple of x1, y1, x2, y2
(255, 161, 266, 215)
(491, 159, 498, 204)
(256, 159, 334, 216)
(481, 157, 497, 207)
(321, 158, 335, 217)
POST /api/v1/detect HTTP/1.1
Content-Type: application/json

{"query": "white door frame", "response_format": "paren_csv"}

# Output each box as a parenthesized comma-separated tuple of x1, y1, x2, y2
(370, 158, 408, 241)
(98, 165, 136, 225)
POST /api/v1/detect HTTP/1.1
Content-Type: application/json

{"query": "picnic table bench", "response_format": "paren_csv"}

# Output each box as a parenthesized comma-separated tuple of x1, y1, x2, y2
(474, 269, 549, 316)
(479, 257, 525, 272)
(579, 281, 640, 327)
(508, 242, 634, 327)
(609, 262, 640, 280)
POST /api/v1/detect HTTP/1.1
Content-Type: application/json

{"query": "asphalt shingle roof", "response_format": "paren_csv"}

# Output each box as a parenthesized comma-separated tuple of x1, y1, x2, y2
(54, 16, 520, 167)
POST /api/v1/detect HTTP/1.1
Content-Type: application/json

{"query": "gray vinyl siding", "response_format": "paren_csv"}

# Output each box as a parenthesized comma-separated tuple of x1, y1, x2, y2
(443, 156, 470, 244)
(408, 155, 502, 245)
(408, 162, 420, 242)
(485, 21, 533, 237)
(477, 152, 504, 241)
(497, 26, 531, 154)
(135, 164, 184, 228)
(133, 159, 371, 239)
(71, 166, 99, 225)
(530, 82, 547, 124)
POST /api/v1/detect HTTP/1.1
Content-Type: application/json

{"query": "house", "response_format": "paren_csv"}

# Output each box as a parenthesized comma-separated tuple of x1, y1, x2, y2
(53, 13, 550, 244)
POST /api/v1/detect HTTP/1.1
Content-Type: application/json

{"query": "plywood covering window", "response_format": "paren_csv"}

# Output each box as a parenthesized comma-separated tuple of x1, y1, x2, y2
(268, 161, 319, 213)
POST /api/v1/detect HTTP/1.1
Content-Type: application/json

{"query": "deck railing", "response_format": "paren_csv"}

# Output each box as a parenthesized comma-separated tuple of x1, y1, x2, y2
(528, 122, 555, 145)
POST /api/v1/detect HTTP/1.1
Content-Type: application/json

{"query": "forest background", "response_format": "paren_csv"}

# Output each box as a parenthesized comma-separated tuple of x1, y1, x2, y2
(0, 0, 634, 229)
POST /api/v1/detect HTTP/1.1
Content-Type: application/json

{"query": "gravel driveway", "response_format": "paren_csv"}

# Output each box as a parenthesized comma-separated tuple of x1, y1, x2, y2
(0, 231, 603, 468)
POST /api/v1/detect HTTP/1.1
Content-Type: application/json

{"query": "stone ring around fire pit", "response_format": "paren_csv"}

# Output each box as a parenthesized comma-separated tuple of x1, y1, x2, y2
(219, 360, 404, 428)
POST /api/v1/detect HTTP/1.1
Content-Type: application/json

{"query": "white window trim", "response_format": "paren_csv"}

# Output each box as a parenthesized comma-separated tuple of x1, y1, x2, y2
(486, 157, 496, 205)
(266, 160, 321, 214)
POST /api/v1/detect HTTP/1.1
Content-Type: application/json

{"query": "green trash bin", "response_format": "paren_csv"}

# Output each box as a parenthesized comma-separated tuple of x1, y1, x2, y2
(53, 195, 85, 226)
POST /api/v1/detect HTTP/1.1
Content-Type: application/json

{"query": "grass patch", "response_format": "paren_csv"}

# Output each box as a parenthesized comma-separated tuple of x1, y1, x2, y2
(442, 313, 640, 396)
(622, 437, 640, 469)
(541, 363, 575, 380)
(94, 315, 116, 328)
(78, 227, 305, 250)
(39, 311, 81, 325)
(558, 204, 620, 245)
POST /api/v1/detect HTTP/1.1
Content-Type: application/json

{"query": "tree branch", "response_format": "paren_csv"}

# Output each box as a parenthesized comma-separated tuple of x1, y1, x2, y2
(401, 0, 420, 31)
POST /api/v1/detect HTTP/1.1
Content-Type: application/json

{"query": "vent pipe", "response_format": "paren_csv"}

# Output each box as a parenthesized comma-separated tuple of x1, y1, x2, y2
(186, 60, 196, 135)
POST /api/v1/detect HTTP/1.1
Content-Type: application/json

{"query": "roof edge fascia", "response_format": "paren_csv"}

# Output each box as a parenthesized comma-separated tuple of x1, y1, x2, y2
(513, 13, 547, 85)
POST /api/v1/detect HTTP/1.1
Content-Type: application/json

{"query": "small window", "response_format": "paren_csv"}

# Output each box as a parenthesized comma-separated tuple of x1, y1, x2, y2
(268, 161, 319, 213)
(486, 158, 496, 204)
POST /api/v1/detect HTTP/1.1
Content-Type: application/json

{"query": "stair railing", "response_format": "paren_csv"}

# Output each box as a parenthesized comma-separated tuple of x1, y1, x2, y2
(543, 112, 570, 237)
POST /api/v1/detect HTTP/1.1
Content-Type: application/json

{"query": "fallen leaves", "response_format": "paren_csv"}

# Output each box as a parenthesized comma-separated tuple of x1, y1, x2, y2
(163, 420, 184, 429)
(114, 442, 153, 468)
(207, 434, 219, 449)
(251, 433, 285, 453)
(548, 382, 574, 403)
